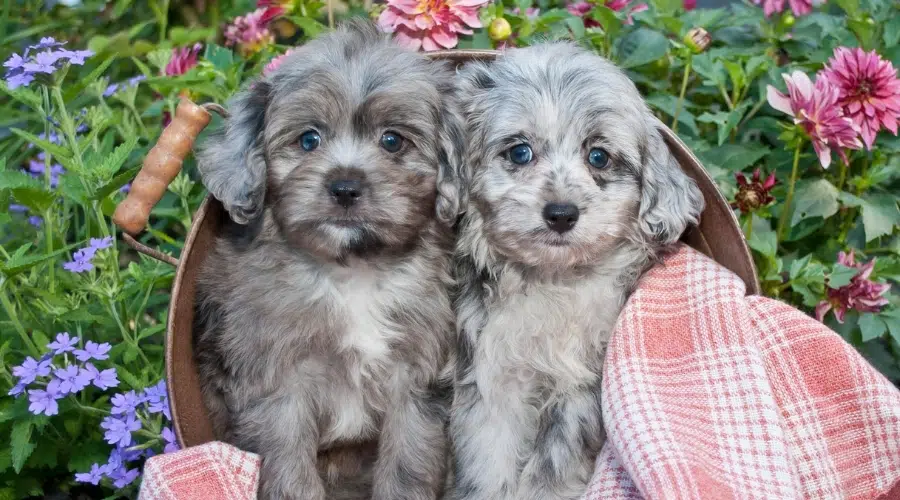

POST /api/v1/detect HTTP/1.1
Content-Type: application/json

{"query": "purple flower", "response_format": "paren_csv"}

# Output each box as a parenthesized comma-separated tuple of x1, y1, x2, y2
(3, 53, 25, 70)
(6, 72, 34, 89)
(28, 215, 43, 227)
(53, 365, 92, 394)
(33, 37, 65, 50)
(74, 463, 105, 485)
(26, 160, 64, 188)
(83, 363, 119, 390)
(110, 390, 141, 416)
(12, 356, 52, 384)
(61, 49, 93, 65)
(8, 383, 26, 397)
(74, 340, 111, 361)
(143, 380, 171, 418)
(3, 39, 91, 89)
(162, 427, 180, 454)
(89, 237, 114, 251)
(28, 388, 60, 416)
(111, 467, 140, 488)
(120, 183, 131, 194)
(23, 51, 63, 73)
(101, 415, 140, 447)
(63, 258, 94, 273)
(104, 75, 145, 97)
(9, 203, 28, 213)
(64, 238, 112, 273)
(47, 332, 79, 354)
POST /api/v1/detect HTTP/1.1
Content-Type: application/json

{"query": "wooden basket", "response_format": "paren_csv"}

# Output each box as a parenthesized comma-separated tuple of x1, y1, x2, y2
(111, 49, 760, 448)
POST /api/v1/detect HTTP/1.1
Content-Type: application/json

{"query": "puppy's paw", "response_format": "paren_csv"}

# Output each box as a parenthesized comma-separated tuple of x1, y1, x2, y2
(258, 466, 326, 500)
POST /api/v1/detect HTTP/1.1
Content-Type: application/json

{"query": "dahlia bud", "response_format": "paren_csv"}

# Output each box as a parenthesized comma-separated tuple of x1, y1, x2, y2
(781, 13, 795, 27)
(682, 27, 711, 54)
(489, 17, 512, 42)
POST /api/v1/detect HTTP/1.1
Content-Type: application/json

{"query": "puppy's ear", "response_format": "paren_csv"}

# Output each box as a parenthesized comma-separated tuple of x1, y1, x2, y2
(196, 80, 270, 225)
(434, 78, 468, 226)
(638, 117, 704, 246)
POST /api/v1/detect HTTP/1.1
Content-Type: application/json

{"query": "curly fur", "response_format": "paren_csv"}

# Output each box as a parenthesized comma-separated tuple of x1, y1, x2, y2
(192, 20, 464, 500)
(447, 42, 704, 500)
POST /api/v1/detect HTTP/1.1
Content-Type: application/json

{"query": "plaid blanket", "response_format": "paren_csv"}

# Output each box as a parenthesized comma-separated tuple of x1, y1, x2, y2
(139, 244, 900, 500)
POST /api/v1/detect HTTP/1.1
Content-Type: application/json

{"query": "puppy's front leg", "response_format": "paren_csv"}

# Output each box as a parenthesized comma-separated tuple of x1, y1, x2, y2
(518, 383, 604, 500)
(233, 393, 326, 500)
(372, 377, 450, 500)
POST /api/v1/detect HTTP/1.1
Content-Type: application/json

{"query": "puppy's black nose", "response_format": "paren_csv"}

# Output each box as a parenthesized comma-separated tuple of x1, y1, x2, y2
(330, 180, 362, 208)
(543, 203, 579, 233)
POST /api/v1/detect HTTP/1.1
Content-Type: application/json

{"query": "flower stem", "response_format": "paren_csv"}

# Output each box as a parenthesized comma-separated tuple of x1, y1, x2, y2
(672, 56, 692, 134)
(837, 157, 849, 191)
(744, 216, 753, 241)
(74, 401, 109, 416)
(776, 144, 803, 244)
(0, 280, 40, 357)
(41, 87, 56, 294)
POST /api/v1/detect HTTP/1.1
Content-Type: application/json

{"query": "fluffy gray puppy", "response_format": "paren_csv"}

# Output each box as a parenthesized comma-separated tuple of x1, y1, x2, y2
(448, 42, 704, 500)
(192, 20, 464, 500)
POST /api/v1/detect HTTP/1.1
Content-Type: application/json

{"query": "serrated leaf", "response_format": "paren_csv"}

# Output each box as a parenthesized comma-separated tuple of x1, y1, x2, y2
(117, 366, 143, 389)
(204, 44, 235, 73)
(94, 165, 140, 201)
(10, 420, 35, 473)
(698, 144, 770, 172)
(789, 254, 812, 280)
(57, 175, 91, 204)
(1, 242, 79, 277)
(617, 28, 669, 69)
(828, 263, 858, 288)
(10, 129, 72, 160)
(0, 171, 56, 212)
(0, 82, 42, 109)
(840, 192, 900, 241)
(645, 93, 699, 135)
(95, 136, 137, 181)
(859, 313, 886, 342)
(791, 179, 840, 226)
(692, 52, 726, 87)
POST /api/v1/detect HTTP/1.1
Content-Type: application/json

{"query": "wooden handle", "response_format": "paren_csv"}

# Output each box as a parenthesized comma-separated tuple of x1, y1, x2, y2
(112, 97, 212, 236)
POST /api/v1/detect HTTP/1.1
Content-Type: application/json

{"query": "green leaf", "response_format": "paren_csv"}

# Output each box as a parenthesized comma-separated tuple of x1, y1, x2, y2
(789, 254, 812, 280)
(747, 215, 777, 258)
(565, 16, 586, 39)
(204, 44, 235, 73)
(117, 366, 143, 389)
(64, 57, 115, 100)
(885, 15, 900, 47)
(847, 18, 877, 50)
(692, 52, 726, 87)
(95, 136, 138, 181)
(828, 263, 858, 288)
(859, 313, 886, 342)
(697, 107, 746, 145)
(698, 144, 770, 172)
(882, 310, 900, 346)
(0, 171, 56, 212)
(0, 82, 42, 109)
(840, 192, 900, 242)
(10, 420, 34, 474)
(9, 128, 72, 161)
(644, 93, 699, 135)
(791, 179, 840, 226)
(617, 28, 669, 69)
(1, 242, 79, 277)
(291, 16, 327, 39)
(94, 165, 140, 201)
(834, 0, 859, 15)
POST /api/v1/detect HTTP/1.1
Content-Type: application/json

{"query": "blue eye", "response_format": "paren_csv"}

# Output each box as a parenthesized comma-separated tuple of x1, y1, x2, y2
(380, 131, 403, 153)
(508, 144, 533, 165)
(588, 147, 609, 169)
(300, 130, 320, 151)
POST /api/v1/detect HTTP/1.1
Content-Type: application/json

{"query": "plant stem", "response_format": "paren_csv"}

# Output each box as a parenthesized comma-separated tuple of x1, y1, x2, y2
(108, 300, 155, 370)
(0, 281, 40, 357)
(776, 144, 803, 244)
(837, 157, 849, 191)
(745, 216, 753, 241)
(74, 401, 109, 416)
(672, 56, 692, 134)
(41, 87, 56, 294)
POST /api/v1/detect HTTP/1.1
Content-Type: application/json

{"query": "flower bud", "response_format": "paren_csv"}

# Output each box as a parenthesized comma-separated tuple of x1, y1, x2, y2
(682, 27, 711, 54)
(782, 13, 795, 27)
(489, 17, 512, 42)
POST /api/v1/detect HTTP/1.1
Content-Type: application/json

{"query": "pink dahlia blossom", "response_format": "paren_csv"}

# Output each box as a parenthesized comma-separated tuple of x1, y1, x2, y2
(816, 250, 890, 323)
(567, 0, 648, 26)
(164, 43, 201, 77)
(752, 0, 815, 17)
(378, 0, 488, 51)
(767, 70, 862, 168)
(225, 8, 275, 56)
(819, 47, 900, 149)
(257, 0, 291, 19)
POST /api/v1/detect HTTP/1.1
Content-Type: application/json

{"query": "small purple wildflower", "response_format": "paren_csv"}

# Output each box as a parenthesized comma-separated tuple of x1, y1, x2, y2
(12, 356, 52, 384)
(63, 256, 94, 273)
(34, 37, 65, 50)
(64, 237, 113, 273)
(110, 390, 141, 416)
(26, 160, 64, 188)
(9, 203, 28, 213)
(162, 427, 180, 454)
(28, 388, 60, 416)
(8, 383, 26, 397)
(144, 380, 171, 419)
(3, 53, 25, 70)
(3, 38, 92, 89)
(74, 463, 105, 485)
(23, 51, 64, 73)
(90, 236, 114, 251)
(83, 363, 119, 390)
(120, 183, 131, 194)
(47, 331, 79, 354)
(61, 49, 93, 65)
(28, 215, 43, 227)
(6, 72, 34, 88)
(53, 365, 93, 394)
(101, 415, 140, 447)
(111, 467, 140, 488)
(74, 340, 112, 361)
(104, 74, 145, 97)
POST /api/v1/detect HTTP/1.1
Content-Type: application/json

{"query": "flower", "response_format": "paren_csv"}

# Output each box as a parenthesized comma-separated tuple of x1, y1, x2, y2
(752, 0, 815, 17)
(257, 0, 291, 20)
(47, 332, 79, 354)
(144, 380, 171, 419)
(101, 415, 141, 447)
(816, 251, 890, 323)
(162, 427, 180, 454)
(378, 0, 488, 51)
(683, 27, 711, 54)
(27, 159, 64, 188)
(683, 0, 696, 9)
(567, 0, 648, 27)
(83, 363, 119, 390)
(74, 340, 112, 361)
(54, 365, 93, 395)
(263, 47, 297, 77)
(767, 71, 862, 168)
(818, 47, 900, 149)
(731, 168, 776, 214)
(28, 387, 60, 416)
(164, 44, 201, 77)
(74, 463, 105, 485)
(111, 468, 140, 489)
(8, 383, 26, 397)
(12, 356, 52, 385)
(104, 74, 145, 97)
(3, 38, 92, 89)
(225, 8, 275, 56)
(63, 237, 114, 273)
(110, 390, 142, 416)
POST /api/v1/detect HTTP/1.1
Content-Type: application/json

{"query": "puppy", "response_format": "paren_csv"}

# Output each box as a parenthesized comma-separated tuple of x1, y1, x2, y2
(192, 20, 464, 500)
(448, 43, 704, 500)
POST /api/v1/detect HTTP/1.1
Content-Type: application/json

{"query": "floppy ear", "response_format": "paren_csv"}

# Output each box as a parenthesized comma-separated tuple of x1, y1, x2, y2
(196, 80, 270, 225)
(638, 117, 704, 246)
(434, 77, 468, 226)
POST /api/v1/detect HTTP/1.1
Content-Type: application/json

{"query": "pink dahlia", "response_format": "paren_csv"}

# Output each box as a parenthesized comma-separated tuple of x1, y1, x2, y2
(164, 44, 201, 77)
(568, 0, 648, 26)
(257, 0, 291, 19)
(819, 47, 900, 149)
(225, 8, 275, 56)
(767, 70, 862, 168)
(752, 0, 815, 17)
(816, 250, 890, 323)
(378, 0, 488, 51)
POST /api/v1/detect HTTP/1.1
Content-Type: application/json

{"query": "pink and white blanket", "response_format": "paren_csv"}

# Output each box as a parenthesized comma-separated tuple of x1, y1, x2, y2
(139, 244, 900, 500)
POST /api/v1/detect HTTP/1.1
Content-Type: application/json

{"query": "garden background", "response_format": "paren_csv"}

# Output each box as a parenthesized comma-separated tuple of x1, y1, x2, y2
(1, 0, 899, 497)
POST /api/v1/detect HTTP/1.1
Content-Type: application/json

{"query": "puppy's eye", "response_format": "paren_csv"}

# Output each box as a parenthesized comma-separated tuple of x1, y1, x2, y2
(380, 131, 403, 153)
(300, 131, 321, 151)
(587, 148, 610, 169)
(507, 144, 533, 165)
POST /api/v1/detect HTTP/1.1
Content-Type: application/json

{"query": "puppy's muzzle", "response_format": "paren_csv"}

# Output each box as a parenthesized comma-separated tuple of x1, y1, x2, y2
(330, 179, 362, 208)
(543, 202, 579, 233)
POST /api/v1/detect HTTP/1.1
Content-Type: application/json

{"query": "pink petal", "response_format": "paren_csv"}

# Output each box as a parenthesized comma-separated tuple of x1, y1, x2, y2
(393, 30, 423, 51)
(815, 301, 832, 322)
(421, 35, 442, 51)
(430, 27, 458, 48)
(766, 85, 793, 115)
(812, 139, 832, 169)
